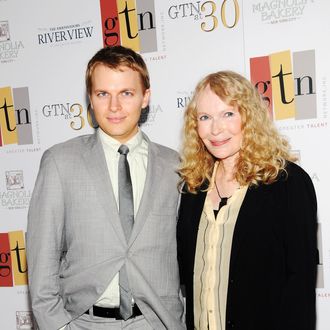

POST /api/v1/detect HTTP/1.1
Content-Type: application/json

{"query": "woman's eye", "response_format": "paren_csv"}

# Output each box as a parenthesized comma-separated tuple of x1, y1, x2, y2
(199, 115, 209, 121)
(224, 111, 234, 117)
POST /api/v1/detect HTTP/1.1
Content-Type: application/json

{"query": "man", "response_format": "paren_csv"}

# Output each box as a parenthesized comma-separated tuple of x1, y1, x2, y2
(27, 46, 185, 330)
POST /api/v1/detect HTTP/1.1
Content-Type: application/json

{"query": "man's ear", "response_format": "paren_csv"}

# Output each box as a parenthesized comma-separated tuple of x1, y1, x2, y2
(142, 89, 151, 108)
(87, 100, 99, 129)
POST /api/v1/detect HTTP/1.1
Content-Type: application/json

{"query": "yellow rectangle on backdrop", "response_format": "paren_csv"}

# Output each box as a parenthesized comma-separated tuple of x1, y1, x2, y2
(117, 0, 140, 51)
(0, 87, 18, 145)
(270, 50, 296, 120)
(8, 231, 28, 286)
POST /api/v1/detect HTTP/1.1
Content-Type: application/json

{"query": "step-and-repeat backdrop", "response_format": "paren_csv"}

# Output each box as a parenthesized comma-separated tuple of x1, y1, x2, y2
(1, 0, 329, 329)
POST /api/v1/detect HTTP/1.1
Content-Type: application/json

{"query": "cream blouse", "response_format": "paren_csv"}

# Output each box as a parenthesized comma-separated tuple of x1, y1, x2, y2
(193, 162, 247, 330)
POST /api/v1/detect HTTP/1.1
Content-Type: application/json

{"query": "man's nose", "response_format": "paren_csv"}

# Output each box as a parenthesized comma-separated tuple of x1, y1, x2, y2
(109, 96, 121, 112)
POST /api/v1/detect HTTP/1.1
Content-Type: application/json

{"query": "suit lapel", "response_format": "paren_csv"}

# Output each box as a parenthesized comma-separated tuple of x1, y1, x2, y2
(82, 133, 126, 245)
(128, 139, 161, 246)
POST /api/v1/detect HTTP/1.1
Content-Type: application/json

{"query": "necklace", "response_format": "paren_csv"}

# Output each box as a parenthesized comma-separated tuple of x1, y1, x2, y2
(214, 180, 232, 210)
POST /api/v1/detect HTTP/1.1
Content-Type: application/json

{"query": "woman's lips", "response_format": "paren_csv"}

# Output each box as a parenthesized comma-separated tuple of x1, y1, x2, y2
(210, 138, 230, 146)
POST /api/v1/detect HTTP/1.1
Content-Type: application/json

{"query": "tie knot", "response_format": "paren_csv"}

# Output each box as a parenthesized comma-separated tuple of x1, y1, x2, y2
(118, 144, 129, 156)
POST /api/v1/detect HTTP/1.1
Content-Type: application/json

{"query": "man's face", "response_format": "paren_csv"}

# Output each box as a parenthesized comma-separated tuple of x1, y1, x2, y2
(89, 64, 150, 143)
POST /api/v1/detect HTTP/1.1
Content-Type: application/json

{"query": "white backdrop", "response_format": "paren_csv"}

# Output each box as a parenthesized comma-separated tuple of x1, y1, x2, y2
(1, 1, 329, 329)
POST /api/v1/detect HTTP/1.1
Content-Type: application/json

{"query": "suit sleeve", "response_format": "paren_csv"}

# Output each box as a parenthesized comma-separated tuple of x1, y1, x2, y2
(177, 192, 185, 286)
(280, 166, 317, 330)
(177, 185, 193, 287)
(26, 150, 71, 330)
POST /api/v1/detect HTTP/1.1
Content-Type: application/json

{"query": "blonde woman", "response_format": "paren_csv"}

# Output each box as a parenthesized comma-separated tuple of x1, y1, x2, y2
(177, 71, 317, 330)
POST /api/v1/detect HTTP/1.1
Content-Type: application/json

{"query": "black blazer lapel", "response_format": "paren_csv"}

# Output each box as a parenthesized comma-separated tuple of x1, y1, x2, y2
(177, 183, 208, 274)
(229, 184, 268, 274)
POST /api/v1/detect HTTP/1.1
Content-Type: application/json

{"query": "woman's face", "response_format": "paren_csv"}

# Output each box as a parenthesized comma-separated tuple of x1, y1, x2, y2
(196, 85, 243, 164)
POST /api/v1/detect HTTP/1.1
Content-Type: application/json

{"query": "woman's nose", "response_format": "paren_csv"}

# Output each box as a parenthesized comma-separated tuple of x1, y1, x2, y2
(211, 119, 224, 135)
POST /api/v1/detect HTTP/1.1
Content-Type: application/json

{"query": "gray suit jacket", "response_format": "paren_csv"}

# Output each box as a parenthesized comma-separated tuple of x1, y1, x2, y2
(27, 132, 185, 330)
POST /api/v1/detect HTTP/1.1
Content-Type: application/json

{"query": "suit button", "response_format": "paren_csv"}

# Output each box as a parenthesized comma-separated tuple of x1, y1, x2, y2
(229, 278, 234, 284)
(227, 320, 235, 328)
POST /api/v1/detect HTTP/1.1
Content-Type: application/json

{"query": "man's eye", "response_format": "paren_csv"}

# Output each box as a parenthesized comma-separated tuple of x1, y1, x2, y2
(122, 91, 133, 96)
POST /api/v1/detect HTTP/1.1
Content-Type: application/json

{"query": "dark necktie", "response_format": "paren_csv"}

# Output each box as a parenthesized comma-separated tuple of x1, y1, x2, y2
(118, 144, 134, 319)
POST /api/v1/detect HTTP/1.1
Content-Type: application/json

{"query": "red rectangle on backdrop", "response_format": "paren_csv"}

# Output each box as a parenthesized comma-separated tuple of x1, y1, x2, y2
(100, 0, 121, 47)
(250, 56, 273, 118)
(0, 233, 13, 287)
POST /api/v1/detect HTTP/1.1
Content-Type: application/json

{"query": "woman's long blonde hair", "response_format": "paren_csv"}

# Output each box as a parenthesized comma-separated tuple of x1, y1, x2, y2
(179, 71, 295, 193)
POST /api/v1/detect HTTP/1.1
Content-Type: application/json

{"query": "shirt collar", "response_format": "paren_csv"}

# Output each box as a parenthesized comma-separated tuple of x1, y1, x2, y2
(98, 128, 143, 155)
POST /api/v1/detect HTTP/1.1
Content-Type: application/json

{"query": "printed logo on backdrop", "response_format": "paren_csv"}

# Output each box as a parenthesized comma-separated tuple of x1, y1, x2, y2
(37, 21, 94, 46)
(250, 49, 328, 131)
(316, 223, 324, 289)
(0, 231, 27, 287)
(138, 103, 163, 127)
(0, 20, 10, 41)
(6, 170, 24, 190)
(167, 0, 240, 32)
(176, 90, 194, 110)
(317, 223, 330, 300)
(0, 21, 24, 64)
(16, 311, 34, 330)
(251, 0, 315, 24)
(1, 170, 31, 210)
(41, 101, 96, 131)
(0, 86, 35, 148)
(100, 0, 158, 54)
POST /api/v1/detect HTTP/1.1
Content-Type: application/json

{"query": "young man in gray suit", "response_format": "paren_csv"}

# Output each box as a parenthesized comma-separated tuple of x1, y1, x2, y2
(27, 46, 185, 330)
